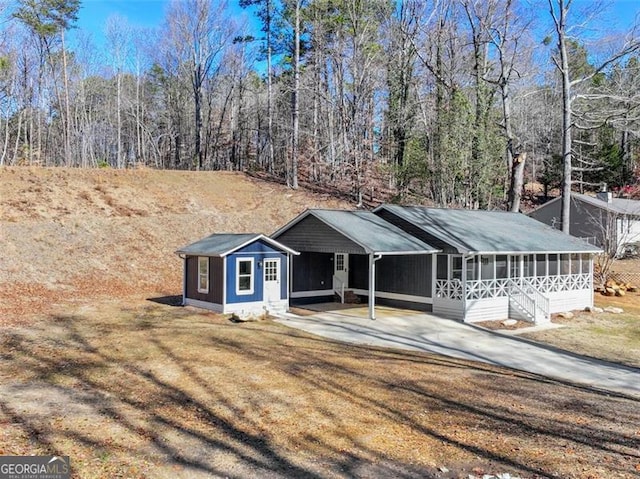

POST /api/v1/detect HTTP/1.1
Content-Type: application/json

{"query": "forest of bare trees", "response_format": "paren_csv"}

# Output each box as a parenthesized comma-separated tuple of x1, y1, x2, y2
(1, 0, 639, 215)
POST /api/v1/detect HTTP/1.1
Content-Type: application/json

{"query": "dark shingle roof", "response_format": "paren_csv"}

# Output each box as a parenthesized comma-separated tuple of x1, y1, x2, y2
(274, 209, 440, 254)
(377, 205, 601, 254)
(176, 233, 298, 257)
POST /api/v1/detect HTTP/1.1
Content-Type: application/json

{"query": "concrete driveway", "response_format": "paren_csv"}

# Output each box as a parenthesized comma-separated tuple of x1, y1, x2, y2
(276, 306, 640, 398)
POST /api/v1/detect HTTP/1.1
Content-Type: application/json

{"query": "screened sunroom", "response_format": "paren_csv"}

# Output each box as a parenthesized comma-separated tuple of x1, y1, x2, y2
(375, 205, 601, 324)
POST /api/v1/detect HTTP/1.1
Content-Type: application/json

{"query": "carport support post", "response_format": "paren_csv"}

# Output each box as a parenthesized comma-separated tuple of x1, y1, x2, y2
(369, 254, 381, 320)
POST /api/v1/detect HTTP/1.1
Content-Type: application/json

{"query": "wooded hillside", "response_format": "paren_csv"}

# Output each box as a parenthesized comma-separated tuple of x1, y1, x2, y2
(0, 167, 349, 325)
(0, 0, 638, 211)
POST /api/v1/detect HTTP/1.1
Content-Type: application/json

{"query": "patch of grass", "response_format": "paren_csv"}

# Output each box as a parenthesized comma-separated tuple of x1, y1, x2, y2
(1, 299, 639, 479)
(522, 294, 640, 368)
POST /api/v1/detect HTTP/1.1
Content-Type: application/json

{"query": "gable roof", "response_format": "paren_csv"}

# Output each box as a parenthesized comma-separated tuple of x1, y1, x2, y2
(272, 209, 440, 255)
(375, 204, 601, 254)
(572, 193, 640, 216)
(176, 233, 299, 257)
(531, 193, 640, 217)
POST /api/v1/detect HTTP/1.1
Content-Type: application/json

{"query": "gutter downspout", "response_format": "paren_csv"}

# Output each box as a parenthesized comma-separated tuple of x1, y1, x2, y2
(369, 253, 382, 320)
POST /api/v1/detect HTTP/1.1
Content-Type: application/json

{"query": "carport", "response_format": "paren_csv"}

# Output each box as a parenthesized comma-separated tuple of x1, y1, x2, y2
(272, 209, 440, 320)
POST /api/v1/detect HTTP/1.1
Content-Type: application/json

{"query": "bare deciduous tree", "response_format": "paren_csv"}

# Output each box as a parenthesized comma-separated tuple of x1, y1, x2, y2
(547, 0, 640, 232)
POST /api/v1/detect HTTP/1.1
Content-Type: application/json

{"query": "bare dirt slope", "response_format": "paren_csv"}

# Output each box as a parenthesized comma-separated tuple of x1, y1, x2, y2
(0, 167, 349, 325)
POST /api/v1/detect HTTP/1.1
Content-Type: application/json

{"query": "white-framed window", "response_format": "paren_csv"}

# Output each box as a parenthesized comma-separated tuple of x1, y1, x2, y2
(236, 258, 254, 295)
(197, 257, 209, 293)
(335, 253, 345, 271)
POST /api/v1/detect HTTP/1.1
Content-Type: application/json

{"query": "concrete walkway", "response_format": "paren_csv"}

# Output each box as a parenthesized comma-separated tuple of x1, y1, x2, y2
(276, 306, 640, 398)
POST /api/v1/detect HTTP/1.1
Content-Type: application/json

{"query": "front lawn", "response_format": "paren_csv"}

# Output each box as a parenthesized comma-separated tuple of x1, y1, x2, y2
(1, 298, 639, 478)
(521, 293, 640, 368)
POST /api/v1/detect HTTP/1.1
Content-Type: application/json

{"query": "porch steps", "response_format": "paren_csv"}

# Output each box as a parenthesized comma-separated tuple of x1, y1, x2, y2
(508, 299, 535, 323)
(337, 290, 361, 304)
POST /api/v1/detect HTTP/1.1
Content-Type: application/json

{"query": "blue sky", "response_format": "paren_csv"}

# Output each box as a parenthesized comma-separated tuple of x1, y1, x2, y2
(73, 0, 638, 50)
(76, 0, 168, 34)
(73, 0, 254, 48)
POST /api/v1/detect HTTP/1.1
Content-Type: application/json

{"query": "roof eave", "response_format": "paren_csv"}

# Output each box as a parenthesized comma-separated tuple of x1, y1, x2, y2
(373, 249, 441, 256)
(465, 249, 602, 255)
(174, 250, 223, 257)
(218, 234, 300, 257)
(176, 234, 300, 257)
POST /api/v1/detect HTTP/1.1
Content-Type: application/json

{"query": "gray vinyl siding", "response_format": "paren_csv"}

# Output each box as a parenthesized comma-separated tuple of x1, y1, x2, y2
(375, 209, 457, 253)
(530, 198, 611, 247)
(274, 215, 366, 254)
(185, 256, 223, 304)
(349, 254, 369, 289)
(378, 255, 432, 297)
(348, 254, 432, 298)
(292, 252, 333, 292)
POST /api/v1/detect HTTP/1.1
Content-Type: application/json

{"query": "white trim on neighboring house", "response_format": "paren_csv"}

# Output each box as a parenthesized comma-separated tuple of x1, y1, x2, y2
(197, 256, 209, 293)
(236, 257, 255, 295)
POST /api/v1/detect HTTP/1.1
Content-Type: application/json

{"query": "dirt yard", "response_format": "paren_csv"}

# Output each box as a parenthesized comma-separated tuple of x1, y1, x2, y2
(0, 167, 349, 326)
(1, 167, 640, 478)
(1, 298, 639, 479)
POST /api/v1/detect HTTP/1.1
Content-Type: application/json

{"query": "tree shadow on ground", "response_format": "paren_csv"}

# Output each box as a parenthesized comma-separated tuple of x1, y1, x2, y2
(0, 303, 638, 478)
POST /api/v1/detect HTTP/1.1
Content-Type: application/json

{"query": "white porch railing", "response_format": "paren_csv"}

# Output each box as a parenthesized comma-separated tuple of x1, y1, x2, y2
(435, 274, 590, 301)
(333, 275, 345, 303)
(466, 279, 511, 299)
(435, 279, 463, 300)
(527, 273, 591, 293)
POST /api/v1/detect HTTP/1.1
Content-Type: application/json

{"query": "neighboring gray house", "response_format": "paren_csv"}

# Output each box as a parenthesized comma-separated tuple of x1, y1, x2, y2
(273, 206, 601, 324)
(529, 191, 640, 257)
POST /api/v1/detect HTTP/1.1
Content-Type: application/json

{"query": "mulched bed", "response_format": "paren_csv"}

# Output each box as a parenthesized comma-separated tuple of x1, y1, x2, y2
(474, 319, 535, 331)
